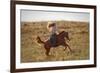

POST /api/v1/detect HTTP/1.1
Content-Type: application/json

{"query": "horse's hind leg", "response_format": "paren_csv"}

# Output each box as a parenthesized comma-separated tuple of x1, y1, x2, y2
(45, 48, 50, 56)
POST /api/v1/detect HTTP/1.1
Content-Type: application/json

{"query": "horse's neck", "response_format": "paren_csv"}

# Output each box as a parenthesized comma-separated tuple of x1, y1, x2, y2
(58, 32, 65, 38)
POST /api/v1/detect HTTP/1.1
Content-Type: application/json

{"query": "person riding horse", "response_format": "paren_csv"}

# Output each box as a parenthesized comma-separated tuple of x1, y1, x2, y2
(47, 22, 58, 47)
(36, 31, 72, 56)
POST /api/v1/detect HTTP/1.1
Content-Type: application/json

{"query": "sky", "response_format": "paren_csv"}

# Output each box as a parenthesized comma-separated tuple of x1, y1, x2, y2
(21, 10, 90, 22)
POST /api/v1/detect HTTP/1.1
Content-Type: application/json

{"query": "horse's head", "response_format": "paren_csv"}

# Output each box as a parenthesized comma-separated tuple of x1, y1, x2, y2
(65, 32, 70, 41)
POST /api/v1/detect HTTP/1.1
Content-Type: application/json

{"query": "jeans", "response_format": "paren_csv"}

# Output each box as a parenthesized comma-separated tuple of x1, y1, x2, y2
(50, 33, 57, 47)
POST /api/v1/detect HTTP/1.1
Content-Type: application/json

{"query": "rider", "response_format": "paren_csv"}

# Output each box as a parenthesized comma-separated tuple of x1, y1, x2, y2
(47, 22, 58, 47)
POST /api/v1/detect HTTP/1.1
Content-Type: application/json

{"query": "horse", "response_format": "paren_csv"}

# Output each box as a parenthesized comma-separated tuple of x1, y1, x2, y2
(36, 31, 72, 56)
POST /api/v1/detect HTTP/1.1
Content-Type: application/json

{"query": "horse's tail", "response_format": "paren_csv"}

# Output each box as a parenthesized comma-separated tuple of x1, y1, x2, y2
(36, 36, 44, 44)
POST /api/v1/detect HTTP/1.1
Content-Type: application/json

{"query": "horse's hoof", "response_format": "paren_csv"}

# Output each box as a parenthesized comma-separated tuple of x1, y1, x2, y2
(63, 49, 66, 51)
(46, 53, 50, 56)
(67, 51, 73, 55)
(46, 54, 51, 56)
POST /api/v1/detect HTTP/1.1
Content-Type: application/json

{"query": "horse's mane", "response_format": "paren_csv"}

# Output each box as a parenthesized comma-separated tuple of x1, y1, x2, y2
(58, 31, 65, 35)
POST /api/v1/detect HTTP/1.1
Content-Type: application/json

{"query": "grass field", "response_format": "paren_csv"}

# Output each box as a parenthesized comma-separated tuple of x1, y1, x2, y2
(21, 21, 89, 63)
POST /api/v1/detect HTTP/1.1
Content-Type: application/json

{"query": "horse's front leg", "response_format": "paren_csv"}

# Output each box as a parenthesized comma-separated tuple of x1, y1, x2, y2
(64, 46, 67, 51)
(64, 43, 72, 53)
(66, 44, 72, 53)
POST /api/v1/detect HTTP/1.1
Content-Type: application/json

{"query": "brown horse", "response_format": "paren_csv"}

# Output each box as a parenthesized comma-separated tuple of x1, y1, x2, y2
(36, 31, 72, 56)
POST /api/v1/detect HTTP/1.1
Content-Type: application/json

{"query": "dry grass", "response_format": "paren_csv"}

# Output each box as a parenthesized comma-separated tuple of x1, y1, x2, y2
(21, 21, 89, 63)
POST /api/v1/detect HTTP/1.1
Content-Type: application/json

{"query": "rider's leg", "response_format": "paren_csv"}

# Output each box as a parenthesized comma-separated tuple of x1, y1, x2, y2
(50, 33, 57, 46)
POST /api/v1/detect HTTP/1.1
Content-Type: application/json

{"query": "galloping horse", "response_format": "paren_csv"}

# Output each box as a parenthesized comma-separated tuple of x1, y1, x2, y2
(36, 31, 72, 56)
